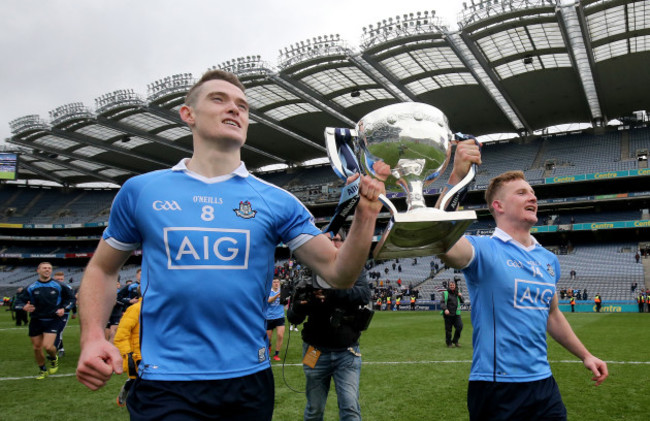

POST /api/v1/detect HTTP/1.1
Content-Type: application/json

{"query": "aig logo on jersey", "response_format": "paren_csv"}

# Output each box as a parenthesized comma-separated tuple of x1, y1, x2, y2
(153, 200, 182, 211)
(164, 227, 249, 269)
(513, 279, 554, 310)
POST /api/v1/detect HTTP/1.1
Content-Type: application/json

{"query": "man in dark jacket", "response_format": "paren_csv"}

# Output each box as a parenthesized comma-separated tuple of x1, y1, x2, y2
(14, 262, 75, 379)
(288, 231, 372, 421)
(441, 279, 464, 348)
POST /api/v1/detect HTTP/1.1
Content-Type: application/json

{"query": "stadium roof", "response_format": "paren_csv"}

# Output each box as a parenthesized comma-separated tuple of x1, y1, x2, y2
(6, 0, 650, 186)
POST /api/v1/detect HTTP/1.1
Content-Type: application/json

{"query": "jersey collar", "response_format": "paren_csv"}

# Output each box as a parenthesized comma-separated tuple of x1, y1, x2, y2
(171, 158, 250, 183)
(491, 227, 540, 251)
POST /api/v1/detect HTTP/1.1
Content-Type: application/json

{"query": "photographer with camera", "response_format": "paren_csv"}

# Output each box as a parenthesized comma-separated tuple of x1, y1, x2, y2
(287, 230, 373, 421)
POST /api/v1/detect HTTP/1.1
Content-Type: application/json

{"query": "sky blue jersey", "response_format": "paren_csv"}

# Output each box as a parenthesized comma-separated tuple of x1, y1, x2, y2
(103, 160, 321, 381)
(462, 228, 560, 383)
(266, 289, 284, 320)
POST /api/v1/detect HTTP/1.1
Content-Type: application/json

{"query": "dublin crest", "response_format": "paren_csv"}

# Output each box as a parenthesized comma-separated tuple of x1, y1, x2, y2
(234, 201, 257, 219)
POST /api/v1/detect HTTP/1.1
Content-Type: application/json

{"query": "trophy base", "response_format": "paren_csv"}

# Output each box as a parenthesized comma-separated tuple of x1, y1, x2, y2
(373, 210, 477, 259)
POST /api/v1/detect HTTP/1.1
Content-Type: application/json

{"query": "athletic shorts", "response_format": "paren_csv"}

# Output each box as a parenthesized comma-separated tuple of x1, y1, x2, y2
(106, 313, 122, 328)
(29, 317, 64, 337)
(266, 317, 285, 330)
(468, 376, 567, 421)
(126, 367, 274, 421)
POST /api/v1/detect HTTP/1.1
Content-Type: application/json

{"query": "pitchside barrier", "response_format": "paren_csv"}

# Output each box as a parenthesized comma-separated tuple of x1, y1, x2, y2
(374, 301, 642, 313)
(558, 300, 639, 313)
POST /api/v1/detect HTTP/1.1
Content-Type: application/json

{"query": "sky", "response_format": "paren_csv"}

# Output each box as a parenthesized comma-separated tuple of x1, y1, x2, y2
(0, 0, 467, 145)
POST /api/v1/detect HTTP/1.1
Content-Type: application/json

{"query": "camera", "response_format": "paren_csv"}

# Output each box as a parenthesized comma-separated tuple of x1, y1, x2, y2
(288, 267, 332, 304)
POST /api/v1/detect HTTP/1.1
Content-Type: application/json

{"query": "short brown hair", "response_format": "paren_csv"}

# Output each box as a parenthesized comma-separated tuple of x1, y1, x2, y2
(54, 271, 64, 277)
(485, 170, 526, 216)
(185, 70, 245, 106)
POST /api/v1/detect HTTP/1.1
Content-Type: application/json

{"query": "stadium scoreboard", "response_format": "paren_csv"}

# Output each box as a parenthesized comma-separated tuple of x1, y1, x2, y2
(0, 153, 18, 180)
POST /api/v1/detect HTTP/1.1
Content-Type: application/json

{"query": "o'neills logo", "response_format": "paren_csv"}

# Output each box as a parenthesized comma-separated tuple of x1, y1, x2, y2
(234, 201, 257, 219)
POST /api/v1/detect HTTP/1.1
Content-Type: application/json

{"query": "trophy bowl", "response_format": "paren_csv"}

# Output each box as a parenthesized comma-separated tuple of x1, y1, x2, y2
(356, 102, 452, 206)
(325, 102, 477, 258)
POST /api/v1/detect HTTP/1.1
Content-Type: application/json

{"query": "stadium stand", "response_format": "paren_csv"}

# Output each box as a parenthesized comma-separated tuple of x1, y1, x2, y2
(2, 1, 649, 309)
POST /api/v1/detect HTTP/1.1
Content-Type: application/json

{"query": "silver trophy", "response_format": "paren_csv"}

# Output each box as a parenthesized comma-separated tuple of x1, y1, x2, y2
(325, 102, 477, 259)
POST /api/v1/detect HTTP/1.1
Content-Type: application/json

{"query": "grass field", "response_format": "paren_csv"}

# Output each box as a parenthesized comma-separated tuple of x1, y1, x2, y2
(1, 309, 648, 420)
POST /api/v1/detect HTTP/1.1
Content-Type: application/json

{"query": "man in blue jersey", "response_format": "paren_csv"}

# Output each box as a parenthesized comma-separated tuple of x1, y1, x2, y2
(266, 278, 286, 361)
(438, 149, 609, 419)
(76, 69, 385, 420)
(14, 262, 75, 379)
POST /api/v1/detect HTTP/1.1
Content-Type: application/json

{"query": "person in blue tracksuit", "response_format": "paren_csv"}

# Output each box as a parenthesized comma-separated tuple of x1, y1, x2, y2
(14, 262, 75, 379)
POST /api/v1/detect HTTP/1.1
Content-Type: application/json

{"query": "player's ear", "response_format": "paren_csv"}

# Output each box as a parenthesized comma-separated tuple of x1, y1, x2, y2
(492, 199, 504, 214)
(179, 104, 195, 126)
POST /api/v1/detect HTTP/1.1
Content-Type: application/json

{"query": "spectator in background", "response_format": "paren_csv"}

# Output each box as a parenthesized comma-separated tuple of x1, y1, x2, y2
(75, 69, 384, 420)
(104, 281, 125, 343)
(13, 262, 75, 379)
(638, 293, 645, 313)
(440, 279, 464, 348)
(266, 278, 286, 362)
(594, 293, 602, 313)
(570, 269, 576, 280)
(117, 276, 140, 310)
(53, 270, 75, 357)
(114, 287, 142, 407)
(11, 287, 29, 326)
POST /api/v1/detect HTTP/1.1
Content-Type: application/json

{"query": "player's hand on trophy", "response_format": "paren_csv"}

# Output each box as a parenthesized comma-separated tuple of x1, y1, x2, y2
(450, 139, 481, 183)
(352, 173, 385, 215)
(371, 160, 391, 182)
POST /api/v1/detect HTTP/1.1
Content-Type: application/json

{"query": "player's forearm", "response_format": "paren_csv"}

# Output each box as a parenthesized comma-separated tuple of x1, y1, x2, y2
(331, 212, 376, 288)
(78, 265, 118, 343)
(547, 311, 591, 361)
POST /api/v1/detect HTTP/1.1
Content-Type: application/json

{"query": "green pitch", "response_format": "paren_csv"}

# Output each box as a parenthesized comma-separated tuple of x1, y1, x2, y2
(1, 309, 647, 420)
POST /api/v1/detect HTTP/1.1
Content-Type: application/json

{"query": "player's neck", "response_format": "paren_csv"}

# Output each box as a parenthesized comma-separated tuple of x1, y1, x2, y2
(498, 221, 535, 247)
(188, 141, 241, 178)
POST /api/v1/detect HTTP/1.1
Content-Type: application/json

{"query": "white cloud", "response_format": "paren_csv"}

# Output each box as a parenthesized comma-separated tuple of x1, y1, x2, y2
(0, 0, 464, 143)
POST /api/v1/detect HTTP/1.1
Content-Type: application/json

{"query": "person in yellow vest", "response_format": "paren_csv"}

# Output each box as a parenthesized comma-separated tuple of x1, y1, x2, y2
(594, 294, 602, 313)
(386, 296, 391, 312)
(410, 295, 416, 311)
(395, 296, 401, 311)
(638, 293, 644, 313)
(375, 296, 382, 311)
(570, 296, 575, 313)
(113, 291, 141, 407)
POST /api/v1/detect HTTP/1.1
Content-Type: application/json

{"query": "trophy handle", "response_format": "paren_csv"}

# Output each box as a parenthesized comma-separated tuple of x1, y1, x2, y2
(378, 193, 399, 215)
(324, 128, 360, 181)
(438, 163, 477, 212)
